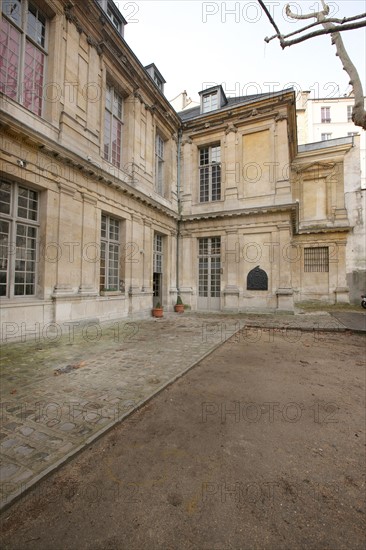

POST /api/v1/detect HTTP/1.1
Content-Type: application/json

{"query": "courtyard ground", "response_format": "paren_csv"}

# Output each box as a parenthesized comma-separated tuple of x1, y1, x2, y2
(0, 311, 365, 549)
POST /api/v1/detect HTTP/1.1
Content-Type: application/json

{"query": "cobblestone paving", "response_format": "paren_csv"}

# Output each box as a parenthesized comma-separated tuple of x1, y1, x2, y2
(0, 311, 349, 509)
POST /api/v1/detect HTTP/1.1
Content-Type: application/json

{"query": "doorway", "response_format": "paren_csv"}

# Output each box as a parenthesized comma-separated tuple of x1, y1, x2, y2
(197, 237, 221, 310)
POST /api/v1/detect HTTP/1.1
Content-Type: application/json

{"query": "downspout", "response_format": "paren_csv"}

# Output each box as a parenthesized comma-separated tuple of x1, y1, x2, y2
(176, 127, 183, 294)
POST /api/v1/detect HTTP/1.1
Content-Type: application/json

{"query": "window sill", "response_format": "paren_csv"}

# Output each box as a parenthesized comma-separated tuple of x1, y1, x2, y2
(100, 290, 123, 297)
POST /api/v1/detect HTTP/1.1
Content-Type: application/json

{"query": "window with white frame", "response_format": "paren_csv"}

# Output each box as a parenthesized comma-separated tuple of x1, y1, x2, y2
(347, 105, 353, 122)
(97, 0, 124, 34)
(1, 0, 48, 116)
(153, 72, 164, 92)
(107, 5, 122, 32)
(0, 180, 39, 297)
(199, 145, 221, 202)
(202, 92, 218, 113)
(100, 214, 120, 291)
(155, 134, 164, 195)
(321, 107, 331, 123)
(321, 133, 332, 141)
(104, 84, 123, 168)
(153, 234, 163, 273)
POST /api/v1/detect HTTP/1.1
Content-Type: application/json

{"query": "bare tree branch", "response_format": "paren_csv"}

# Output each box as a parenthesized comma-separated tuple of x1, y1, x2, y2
(258, 1, 366, 130)
(265, 13, 366, 44)
(265, 20, 366, 46)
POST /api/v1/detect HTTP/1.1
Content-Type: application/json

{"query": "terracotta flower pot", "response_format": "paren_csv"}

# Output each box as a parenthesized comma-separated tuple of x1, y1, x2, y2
(152, 307, 163, 318)
(174, 304, 184, 313)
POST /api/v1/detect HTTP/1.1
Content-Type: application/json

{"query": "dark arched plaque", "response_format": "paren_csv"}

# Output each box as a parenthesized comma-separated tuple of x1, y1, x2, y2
(247, 266, 268, 291)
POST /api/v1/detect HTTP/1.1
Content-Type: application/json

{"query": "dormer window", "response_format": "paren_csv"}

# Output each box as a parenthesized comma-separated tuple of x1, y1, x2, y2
(202, 92, 218, 113)
(199, 85, 227, 114)
(145, 63, 166, 94)
(97, 0, 126, 36)
(107, 5, 121, 32)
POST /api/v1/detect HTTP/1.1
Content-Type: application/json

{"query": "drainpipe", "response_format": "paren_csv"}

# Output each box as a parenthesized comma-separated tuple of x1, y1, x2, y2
(176, 127, 182, 294)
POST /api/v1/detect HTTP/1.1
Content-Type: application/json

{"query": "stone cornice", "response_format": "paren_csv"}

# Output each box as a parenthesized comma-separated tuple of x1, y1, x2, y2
(182, 203, 298, 222)
(0, 116, 179, 221)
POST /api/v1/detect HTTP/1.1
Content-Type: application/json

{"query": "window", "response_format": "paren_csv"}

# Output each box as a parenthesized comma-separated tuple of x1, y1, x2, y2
(202, 92, 218, 113)
(1, 0, 47, 116)
(155, 134, 164, 195)
(0, 180, 39, 297)
(347, 105, 353, 122)
(199, 145, 221, 202)
(107, 5, 122, 32)
(97, 0, 124, 34)
(104, 84, 123, 168)
(321, 107, 331, 123)
(321, 133, 332, 141)
(153, 72, 164, 92)
(304, 247, 329, 272)
(153, 233, 163, 305)
(145, 64, 165, 94)
(100, 214, 120, 291)
(153, 234, 163, 274)
(198, 237, 221, 298)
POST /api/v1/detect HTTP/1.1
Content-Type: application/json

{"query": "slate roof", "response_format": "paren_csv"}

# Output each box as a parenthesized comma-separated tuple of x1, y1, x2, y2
(178, 89, 294, 122)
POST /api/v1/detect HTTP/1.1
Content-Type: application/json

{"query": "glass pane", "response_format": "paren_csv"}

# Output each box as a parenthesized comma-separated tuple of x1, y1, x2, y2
(27, 2, 46, 48)
(2, 0, 22, 25)
(0, 18, 20, 100)
(17, 186, 38, 220)
(0, 181, 11, 214)
(0, 219, 9, 296)
(23, 40, 44, 116)
(15, 222, 37, 295)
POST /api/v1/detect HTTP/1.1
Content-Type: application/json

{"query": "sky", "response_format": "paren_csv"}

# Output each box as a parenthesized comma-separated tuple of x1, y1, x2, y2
(113, 0, 366, 103)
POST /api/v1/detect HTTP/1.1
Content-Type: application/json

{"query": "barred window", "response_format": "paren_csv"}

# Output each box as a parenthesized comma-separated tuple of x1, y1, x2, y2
(1, 0, 48, 116)
(0, 180, 39, 297)
(100, 214, 120, 291)
(304, 247, 329, 272)
(199, 145, 221, 202)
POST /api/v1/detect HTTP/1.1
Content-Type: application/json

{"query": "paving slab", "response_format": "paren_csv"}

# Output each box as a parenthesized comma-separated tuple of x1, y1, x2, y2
(330, 311, 366, 332)
(0, 311, 348, 510)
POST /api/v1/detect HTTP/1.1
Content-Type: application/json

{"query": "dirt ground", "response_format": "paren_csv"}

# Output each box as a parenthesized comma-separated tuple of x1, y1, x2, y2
(1, 329, 365, 550)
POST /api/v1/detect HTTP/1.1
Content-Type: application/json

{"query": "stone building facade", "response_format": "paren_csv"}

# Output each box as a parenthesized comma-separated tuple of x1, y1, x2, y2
(0, 0, 362, 340)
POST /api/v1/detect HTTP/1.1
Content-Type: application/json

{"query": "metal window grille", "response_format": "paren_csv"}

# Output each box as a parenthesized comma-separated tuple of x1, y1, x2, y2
(304, 247, 329, 272)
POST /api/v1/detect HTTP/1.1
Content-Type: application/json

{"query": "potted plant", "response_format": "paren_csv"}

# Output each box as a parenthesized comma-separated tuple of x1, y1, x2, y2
(174, 295, 184, 313)
(152, 302, 163, 318)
